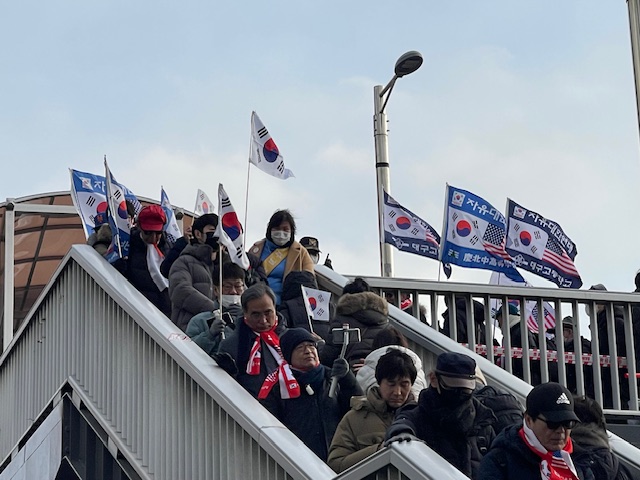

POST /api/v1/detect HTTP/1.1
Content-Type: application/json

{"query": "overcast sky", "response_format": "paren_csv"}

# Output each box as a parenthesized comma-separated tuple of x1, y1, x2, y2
(1, 2, 639, 295)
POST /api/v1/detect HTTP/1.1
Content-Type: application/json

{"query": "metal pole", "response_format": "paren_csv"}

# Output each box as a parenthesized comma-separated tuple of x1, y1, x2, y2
(628, 0, 640, 141)
(374, 85, 394, 277)
(3, 200, 15, 351)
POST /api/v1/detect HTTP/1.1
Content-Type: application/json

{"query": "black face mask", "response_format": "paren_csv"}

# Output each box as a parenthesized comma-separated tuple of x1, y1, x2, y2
(437, 378, 473, 407)
(205, 232, 219, 250)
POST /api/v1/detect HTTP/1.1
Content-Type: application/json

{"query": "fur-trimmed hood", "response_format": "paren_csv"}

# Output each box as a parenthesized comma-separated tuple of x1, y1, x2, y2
(336, 292, 388, 317)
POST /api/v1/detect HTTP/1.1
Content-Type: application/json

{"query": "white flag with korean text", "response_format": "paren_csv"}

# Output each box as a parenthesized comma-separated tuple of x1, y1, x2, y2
(214, 184, 250, 270)
(301, 286, 332, 322)
(249, 111, 294, 180)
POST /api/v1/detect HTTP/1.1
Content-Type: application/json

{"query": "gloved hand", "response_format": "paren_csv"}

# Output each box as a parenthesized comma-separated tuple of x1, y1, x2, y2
(324, 254, 333, 270)
(383, 433, 418, 447)
(331, 357, 349, 380)
(209, 310, 225, 337)
(212, 352, 238, 376)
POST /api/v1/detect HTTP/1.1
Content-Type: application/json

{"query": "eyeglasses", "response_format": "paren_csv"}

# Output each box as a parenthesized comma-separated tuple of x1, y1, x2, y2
(537, 417, 577, 430)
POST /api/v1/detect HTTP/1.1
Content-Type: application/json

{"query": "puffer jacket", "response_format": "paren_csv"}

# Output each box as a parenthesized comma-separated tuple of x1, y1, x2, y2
(328, 386, 406, 472)
(87, 224, 112, 256)
(571, 422, 632, 480)
(320, 292, 389, 369)
(168, 243, 216, 331)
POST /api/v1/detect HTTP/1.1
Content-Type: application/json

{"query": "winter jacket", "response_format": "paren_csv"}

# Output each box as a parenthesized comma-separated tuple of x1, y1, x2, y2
(320, 292, 389, 370)
(571, 423, 632, 480)
(160, 235, 189, 278)
(249, 238, 314, 304)
(328, 386, 405, 472)
(168, 243, 216, 331)
(386, 388, 498, 478)
(261, 364, 362, 462)
(441, 298, 487, 344)
(477, 424, 552, 480)
(595, 307, 629, 409)
(185, 303, 242, 356)
(355, 346, 427, 400)
(564, 337, 595, 398)
(117, 228, 172, 317)
(217, 316, 287, 399)
(86, 224, 112, 256)
(277, 271, 331, 339)
(504, 321, 558, 386)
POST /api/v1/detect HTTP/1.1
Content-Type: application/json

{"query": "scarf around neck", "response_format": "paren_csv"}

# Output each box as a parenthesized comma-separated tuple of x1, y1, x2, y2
(246, 321, 300, 400)
(519, 420, 578, 480)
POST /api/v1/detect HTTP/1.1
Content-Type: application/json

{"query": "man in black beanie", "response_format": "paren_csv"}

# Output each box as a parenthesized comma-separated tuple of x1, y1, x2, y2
(261, 328, 362, 462)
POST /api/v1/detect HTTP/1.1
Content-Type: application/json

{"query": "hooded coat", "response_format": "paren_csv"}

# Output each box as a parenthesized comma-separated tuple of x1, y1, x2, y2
(571, 422, 632, 480)
(320, 292, 389, 370)
(328, 386, 410, 472)
(168, 243, 216, 332)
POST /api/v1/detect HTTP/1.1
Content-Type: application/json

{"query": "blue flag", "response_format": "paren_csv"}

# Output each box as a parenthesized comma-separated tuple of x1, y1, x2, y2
(441, 185, 521, 280)
(504, 198, 582, 289)
(382, 190, 451, 278)
(69, 168, 140, 240)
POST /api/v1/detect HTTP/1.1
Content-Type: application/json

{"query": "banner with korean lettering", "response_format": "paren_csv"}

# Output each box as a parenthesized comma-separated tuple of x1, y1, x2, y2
(441, 185, 521, 280)
(504, 199, 582, 289)
(161, 187, 182, 244)
(382, 190, 451, 278)
(488, 272, 556, 333)
(249, 111, 294, 180)
(69, 168, 140, 239)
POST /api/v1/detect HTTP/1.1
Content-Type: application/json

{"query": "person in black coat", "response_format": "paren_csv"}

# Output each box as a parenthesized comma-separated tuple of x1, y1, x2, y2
(385, 352, 499, 478)
(440, 296, 487, 344)
(561, 316, 594, 399)
(571, 396, 633, 480)
(115, 205, 172, 317)
(261, 328, 362, 462)
(588, 284, 629, 409)
(277, 271, 330, 339)
(477, 382, 581, 480)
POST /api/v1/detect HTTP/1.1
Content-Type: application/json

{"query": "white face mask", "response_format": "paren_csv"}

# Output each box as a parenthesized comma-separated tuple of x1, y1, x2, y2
(270, 230, 291, 246)
(309, 253, 319, 264)
(221, 294, 241, 308)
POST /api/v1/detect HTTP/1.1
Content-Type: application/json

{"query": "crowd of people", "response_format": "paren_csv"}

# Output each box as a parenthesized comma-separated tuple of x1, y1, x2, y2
(87, 204, 636, 478)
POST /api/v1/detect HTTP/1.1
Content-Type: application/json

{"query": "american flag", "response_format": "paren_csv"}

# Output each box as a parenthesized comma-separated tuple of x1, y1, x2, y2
(482, 223, 511, 260)
(542, 239, 579, 276)
(528, 303, 556, 332)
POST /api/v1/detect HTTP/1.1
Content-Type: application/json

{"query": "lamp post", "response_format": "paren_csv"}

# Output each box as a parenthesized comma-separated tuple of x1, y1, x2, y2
(374, 50, 423, 277)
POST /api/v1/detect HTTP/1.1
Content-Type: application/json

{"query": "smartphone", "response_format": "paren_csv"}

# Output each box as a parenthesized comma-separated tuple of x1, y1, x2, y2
(331, 327, 361, 344)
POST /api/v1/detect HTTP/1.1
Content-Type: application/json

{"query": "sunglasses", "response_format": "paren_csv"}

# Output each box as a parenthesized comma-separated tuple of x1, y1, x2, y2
(537, 417, 577, 430)
(142, 230, 163, 235)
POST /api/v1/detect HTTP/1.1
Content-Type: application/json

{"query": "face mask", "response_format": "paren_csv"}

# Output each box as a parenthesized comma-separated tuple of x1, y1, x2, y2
(221, 294, 241, 307)
(270, 230, 291, 246)
(309, 254, 319, 264)
(205, 232, 219, 249)
(438, 386, 473, 407)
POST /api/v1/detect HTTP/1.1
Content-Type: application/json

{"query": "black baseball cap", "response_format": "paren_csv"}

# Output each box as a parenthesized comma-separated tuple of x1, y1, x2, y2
(526, 382, 579, 423)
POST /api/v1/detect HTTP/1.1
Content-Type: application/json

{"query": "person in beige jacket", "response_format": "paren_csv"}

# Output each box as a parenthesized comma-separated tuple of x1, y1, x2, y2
(249, 209, 314, 305)
(327, 349, 417, 472)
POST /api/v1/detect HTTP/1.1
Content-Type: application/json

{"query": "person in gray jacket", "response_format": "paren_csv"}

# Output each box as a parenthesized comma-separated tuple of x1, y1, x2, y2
(168, 214, 220, 331)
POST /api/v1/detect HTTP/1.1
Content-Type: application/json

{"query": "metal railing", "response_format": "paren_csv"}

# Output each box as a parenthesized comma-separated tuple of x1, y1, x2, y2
(314, 266, 640, 473)
(0, 246, 466, 480)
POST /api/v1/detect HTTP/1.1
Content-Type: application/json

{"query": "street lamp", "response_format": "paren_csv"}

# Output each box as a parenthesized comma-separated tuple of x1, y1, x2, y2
(374, 50, 423, 277)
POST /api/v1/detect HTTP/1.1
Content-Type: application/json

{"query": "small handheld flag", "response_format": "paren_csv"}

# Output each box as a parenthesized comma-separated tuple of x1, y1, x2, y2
(194, 188, 214, 216)
(161, 187, 182, 244)
(214, 184, 250, 270)
(301, 286, 332, 322)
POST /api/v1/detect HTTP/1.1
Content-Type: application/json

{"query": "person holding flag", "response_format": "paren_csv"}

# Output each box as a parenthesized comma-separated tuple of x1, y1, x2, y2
(249, 209, 314, 305)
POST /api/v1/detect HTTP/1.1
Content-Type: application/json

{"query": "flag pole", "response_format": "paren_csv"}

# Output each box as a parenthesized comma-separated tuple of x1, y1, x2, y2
(243, 112, 254, 248)
(218, 240, 225, 340)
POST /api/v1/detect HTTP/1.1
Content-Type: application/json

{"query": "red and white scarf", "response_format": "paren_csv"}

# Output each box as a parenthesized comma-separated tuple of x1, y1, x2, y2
(246, 325, 300, 400)
(519, 421, 579, 480)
